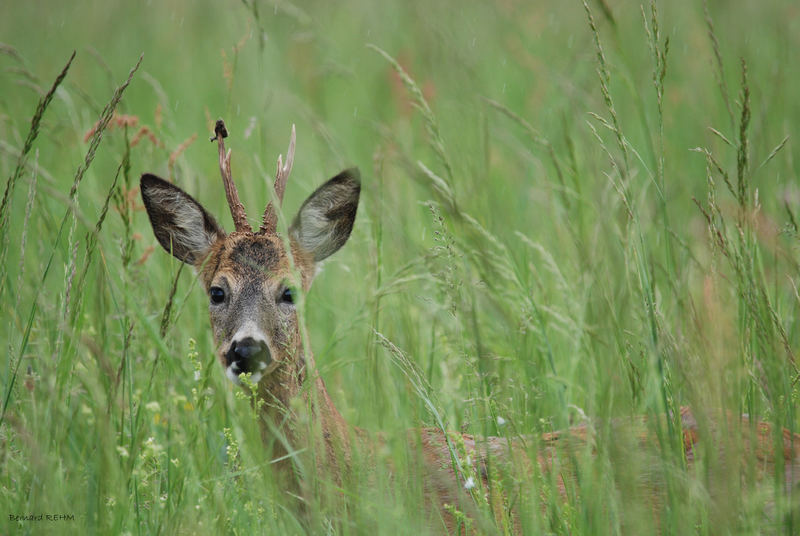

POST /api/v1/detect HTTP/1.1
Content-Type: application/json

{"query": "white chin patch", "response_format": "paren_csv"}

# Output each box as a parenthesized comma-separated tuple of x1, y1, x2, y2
(225, 364, 263, 386)
(248, 371, 263, 384)
(225, 366, 242, 385)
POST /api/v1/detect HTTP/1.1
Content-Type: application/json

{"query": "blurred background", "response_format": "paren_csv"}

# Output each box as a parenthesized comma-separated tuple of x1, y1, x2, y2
(1, 0, 799, 534)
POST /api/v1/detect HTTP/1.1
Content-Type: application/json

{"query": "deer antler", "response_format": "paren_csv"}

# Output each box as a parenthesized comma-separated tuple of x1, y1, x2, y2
(212, 119, 251, 233)
(259, 124, 296, 235)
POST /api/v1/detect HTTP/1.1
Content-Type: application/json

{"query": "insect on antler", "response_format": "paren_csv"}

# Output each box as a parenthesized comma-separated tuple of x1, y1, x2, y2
(259, 124, 296, 235)
(212, 119, 251, 233)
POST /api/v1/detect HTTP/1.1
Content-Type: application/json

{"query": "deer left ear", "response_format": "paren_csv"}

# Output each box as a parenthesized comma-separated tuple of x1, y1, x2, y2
(290, 168, 360, 262)
(140, 174, 224, 264)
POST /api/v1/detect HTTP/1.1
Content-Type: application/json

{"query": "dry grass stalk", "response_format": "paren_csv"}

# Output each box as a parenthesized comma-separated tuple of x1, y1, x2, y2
(0, 50, 75, 237)
(168, 133, 198, 181)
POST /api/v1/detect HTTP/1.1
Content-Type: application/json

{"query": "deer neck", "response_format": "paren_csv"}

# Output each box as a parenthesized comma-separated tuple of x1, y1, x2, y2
(256, 348, 352, 477)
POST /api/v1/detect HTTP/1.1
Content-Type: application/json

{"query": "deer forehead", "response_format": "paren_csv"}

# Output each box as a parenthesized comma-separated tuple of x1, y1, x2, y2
(199, 233, 310, 290)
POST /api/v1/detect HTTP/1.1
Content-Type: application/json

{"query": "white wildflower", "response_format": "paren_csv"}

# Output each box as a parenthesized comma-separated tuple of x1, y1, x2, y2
(142, 436, 164, 457)
(496, 416, 507, 426)
(464, 476, 475, 490)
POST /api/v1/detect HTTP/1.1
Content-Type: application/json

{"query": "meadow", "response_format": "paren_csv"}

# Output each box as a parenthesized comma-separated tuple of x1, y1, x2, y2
(1, 0, 799, 533)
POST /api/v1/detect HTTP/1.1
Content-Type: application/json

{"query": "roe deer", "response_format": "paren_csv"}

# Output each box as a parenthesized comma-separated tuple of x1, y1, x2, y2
(141, 121, 800, 533)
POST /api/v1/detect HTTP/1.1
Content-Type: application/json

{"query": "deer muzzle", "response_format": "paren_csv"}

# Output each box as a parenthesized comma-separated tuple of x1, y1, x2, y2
(224, 337, 272, 384)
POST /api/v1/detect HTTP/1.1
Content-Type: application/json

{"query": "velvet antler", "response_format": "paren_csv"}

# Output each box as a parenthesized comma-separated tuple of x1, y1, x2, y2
(259, 124, 296, 234)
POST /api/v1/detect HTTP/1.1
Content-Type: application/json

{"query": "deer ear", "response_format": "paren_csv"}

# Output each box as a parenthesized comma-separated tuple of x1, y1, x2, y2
(140, 174, 224, 264)
(290, 168, 360, 262)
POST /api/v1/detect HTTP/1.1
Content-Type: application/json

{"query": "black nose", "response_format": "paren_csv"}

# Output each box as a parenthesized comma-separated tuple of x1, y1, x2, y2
(225, 337, 271, 373)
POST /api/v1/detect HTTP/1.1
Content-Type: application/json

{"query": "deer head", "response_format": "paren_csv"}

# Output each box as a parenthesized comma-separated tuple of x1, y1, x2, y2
(140, 124, 360, 388)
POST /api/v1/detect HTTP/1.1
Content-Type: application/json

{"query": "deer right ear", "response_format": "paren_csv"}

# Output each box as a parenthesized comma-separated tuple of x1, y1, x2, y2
(290, 168, 361, 262)
(140, 174, 224, 264)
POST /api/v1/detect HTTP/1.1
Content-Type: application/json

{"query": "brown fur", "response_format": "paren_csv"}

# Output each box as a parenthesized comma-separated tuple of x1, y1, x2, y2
(140, 168, 360, 496)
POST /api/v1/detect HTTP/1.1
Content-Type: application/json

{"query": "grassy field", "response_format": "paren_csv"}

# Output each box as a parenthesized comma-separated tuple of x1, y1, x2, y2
(2, 0, 799, 533)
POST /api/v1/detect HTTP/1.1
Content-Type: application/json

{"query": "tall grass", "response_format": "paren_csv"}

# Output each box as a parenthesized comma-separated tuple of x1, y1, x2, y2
(1, 0, 798, 534)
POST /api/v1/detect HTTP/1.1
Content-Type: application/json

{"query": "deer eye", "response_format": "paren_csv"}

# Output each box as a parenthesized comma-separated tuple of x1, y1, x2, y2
(280, 287, 294, 304)
(209, 286, 226, 304)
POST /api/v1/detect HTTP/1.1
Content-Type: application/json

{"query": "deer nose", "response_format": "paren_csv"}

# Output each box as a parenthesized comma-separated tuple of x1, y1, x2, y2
(225, 337, 272, 374)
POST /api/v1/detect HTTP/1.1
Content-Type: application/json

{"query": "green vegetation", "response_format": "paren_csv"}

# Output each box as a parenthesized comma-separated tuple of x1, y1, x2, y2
(1, 0, 799, 533)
